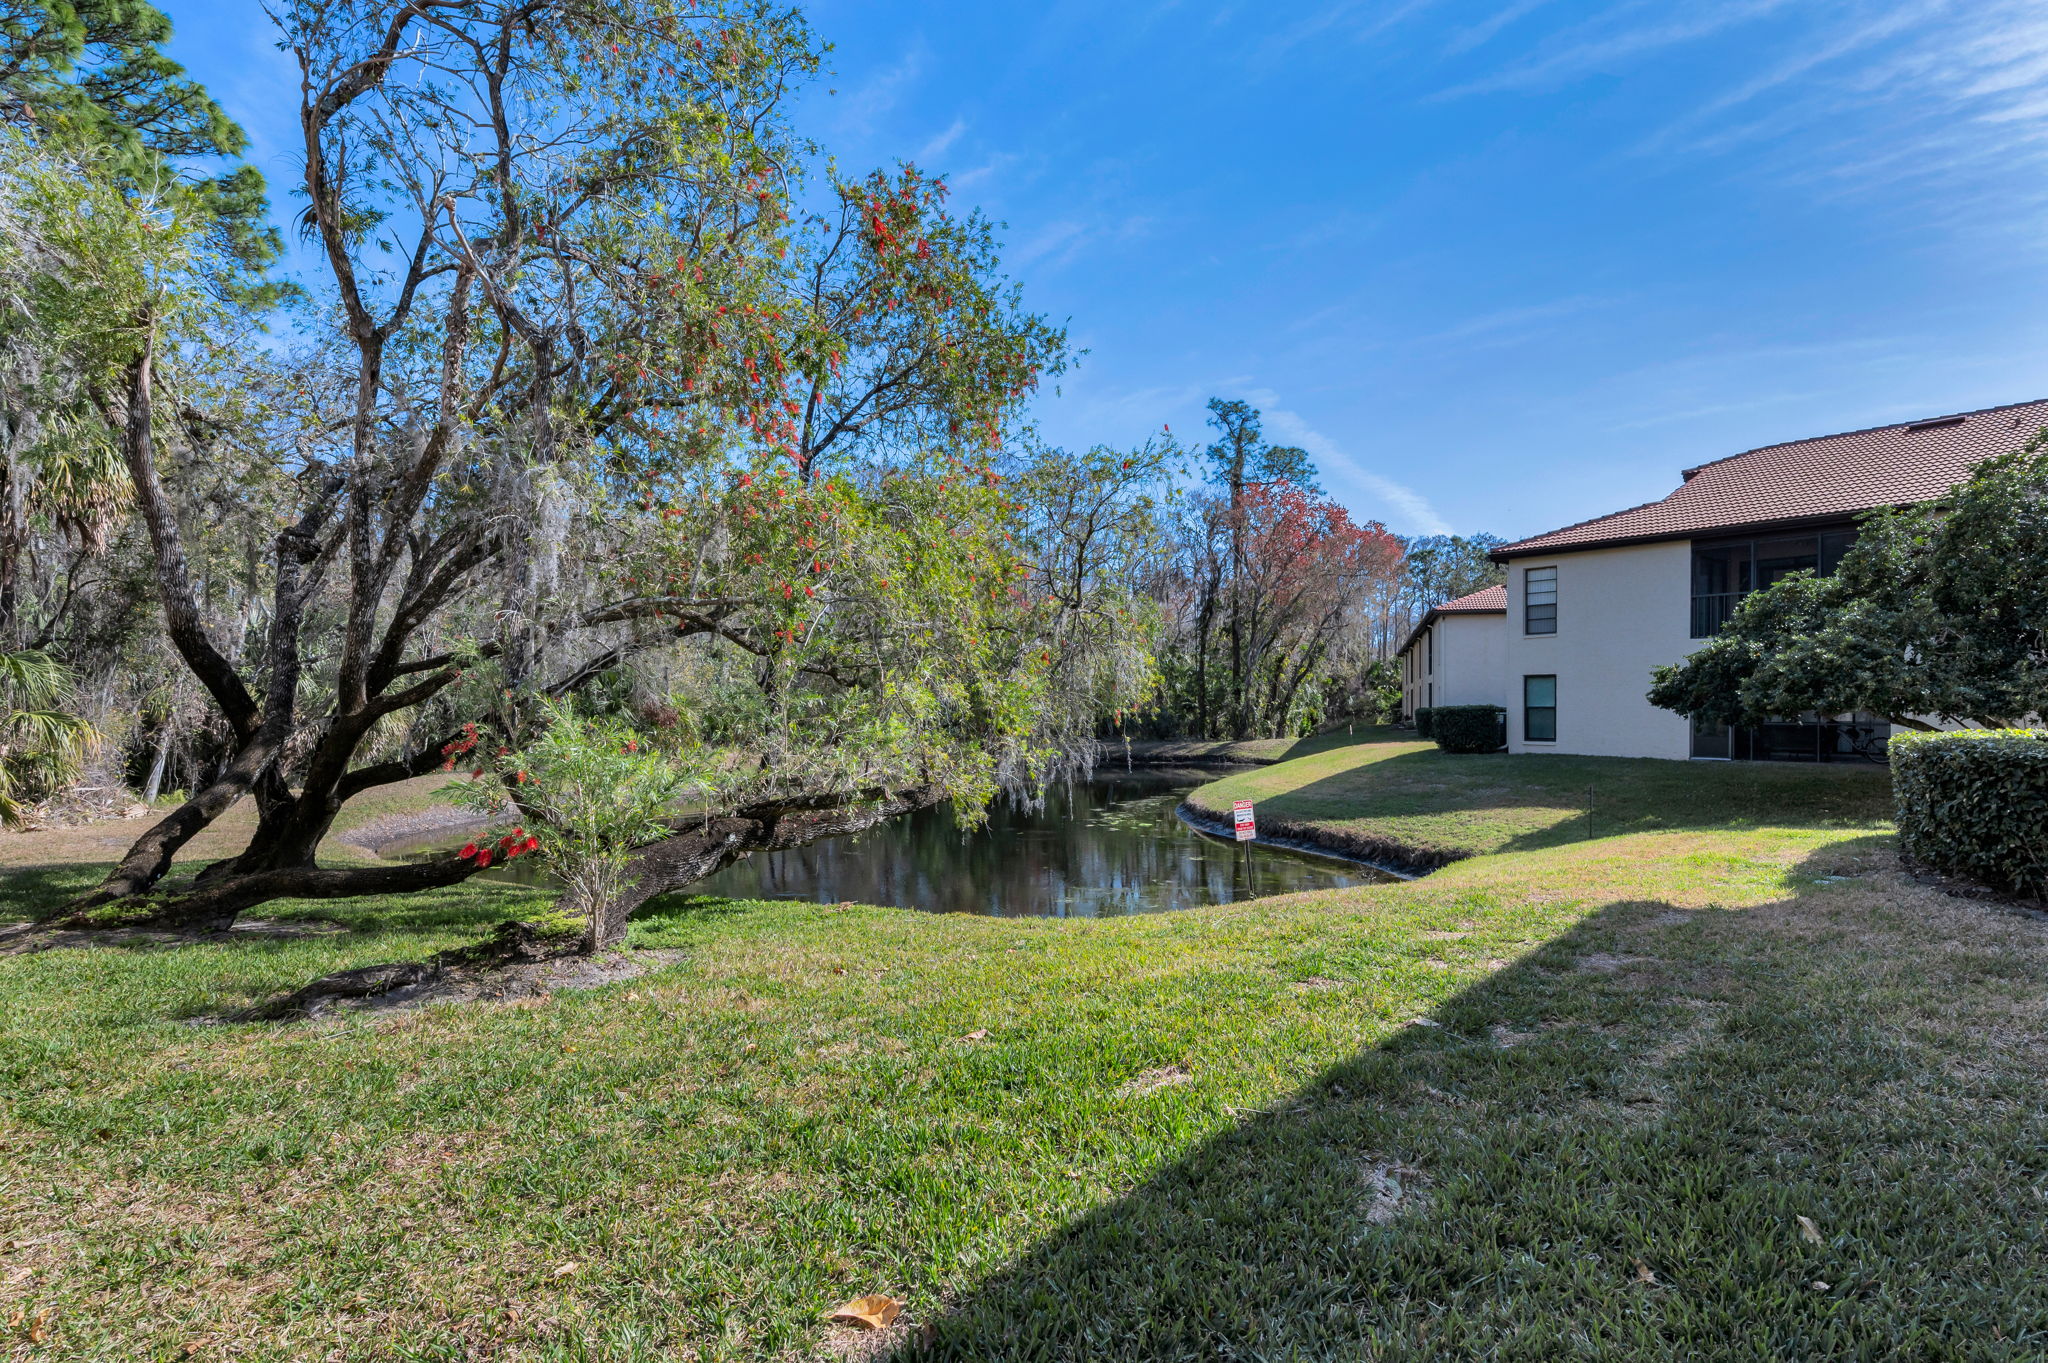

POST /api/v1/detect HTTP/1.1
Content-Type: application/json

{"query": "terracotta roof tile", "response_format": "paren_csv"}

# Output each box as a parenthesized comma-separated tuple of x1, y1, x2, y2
(1436, 584, 1506, 613)
(1496, 398, 2048, 558)
(1396, 584, 1507, 656)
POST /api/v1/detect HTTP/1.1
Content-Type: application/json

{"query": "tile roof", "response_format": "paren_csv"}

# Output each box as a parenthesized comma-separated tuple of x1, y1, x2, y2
(1436, 584, 1507, 614)
(1396, 584, 1507, 657)
(1494, 398, 2048, 559)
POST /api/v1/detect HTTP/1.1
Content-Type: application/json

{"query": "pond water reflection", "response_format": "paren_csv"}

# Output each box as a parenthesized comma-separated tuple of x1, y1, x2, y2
(689, 766, 1388, 917)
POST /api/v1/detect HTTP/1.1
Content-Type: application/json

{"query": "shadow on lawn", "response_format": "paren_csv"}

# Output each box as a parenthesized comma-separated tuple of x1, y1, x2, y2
(1245, 746, 1894, 864)
(897, 834, 2046, 1361)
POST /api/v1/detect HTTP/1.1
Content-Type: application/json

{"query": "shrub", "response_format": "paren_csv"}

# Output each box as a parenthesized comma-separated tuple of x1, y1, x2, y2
(1890, 728, 2048, 901)
(1413, 706, 1434, 739)
(1432, 705, 1506, 754)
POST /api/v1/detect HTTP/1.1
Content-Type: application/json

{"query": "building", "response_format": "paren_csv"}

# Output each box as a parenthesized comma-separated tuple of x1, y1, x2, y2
(1396, 398, 2047, 761)
(1397, 584, 1507, 719)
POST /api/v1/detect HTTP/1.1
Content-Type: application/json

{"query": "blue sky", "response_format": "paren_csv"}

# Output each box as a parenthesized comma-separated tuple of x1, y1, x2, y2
(157, 1, 2048, 541)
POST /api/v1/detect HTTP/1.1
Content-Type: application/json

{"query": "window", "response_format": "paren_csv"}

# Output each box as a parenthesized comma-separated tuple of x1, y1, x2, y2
(1523, 675, 1557, 742)
(1525, 566, 1557, 635)
(1691, 528, 1857, 637)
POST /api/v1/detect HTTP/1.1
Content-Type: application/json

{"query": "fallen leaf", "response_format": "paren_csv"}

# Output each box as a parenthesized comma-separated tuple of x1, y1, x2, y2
(4, 1266, 31, 1284)
(1408, 1017, 1441, 1028)
(27, 1311, 49, 1343)
(1633, 1259, 1657, 1285)
(1811, 1280, 1831, 1292)
(551, 1261, 579, 1278)
(963, 1029, 989, 1041)
(829, 1294, 903, 1330)
(626, 991, 640, 1001)
(1797, 1215, 1823, 1245)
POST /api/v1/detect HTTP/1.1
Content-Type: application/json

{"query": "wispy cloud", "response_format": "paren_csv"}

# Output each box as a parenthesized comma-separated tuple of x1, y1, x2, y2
(915, 117, 968, 164)
(1439, 0, 1795, 97)
(1242, 388, 1453, 535)
(1008, 214, 1152, 275)
(1414, 295, 1609, 349)
(833, 43, 927, 141)
(1444, 0, 1555, 57)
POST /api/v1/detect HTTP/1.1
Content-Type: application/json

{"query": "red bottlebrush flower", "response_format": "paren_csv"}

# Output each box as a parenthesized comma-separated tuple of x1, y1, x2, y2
(441, 760, 455, 772)
(523, 836, 540, 854)
(516, 770, 529, 784)
(459, 843, 479, 860)
(804, 584, 816, 597)
(738, 473, 753, 487)
(475, 849, 493, 868)
(624, 740, 639, 752)
(811, 559, 823, 574)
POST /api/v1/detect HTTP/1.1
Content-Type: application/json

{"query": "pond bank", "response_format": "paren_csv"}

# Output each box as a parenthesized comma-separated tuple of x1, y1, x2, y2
(1173, 803, 1422, 880)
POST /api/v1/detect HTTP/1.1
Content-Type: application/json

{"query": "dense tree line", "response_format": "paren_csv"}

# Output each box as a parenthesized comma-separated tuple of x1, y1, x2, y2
(1126, 399, 1502, 741)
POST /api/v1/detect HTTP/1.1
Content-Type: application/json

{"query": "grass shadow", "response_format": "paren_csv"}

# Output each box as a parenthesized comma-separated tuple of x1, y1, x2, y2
(1195, 739, 1894, 868)
(896, 834, 2047, 1359)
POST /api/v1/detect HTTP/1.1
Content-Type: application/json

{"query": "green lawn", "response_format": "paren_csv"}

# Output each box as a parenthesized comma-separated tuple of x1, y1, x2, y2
(1115, 728, 1369, 766)
(1187, 727, 1896, 868)
(2, 744, 2044, 1360)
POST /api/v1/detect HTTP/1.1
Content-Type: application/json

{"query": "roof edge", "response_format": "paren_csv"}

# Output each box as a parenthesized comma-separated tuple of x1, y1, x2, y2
(1490, 509, 1872, 561)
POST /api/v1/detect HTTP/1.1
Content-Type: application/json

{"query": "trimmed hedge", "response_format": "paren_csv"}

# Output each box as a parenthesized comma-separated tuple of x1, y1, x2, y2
(1890, 728, 2048, 901)
(1432, 705, 1507, 754)
(1413, 707, 1435, 740)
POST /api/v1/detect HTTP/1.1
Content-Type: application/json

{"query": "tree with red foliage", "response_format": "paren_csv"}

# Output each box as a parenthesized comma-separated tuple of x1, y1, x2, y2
(1224, 482, 1402, 737)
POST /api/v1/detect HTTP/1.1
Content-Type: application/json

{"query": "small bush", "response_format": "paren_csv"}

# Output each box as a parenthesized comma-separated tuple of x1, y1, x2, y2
(1432, 705, 1506, 754)
(1413, 707, 1434, 739)
(1890, 728, 2048, 901)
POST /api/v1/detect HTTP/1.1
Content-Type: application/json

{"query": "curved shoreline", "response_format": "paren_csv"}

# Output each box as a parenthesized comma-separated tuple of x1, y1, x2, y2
(1176, 796, 1462, 881)
(1174, 802, 1426, 881)
(336, 805, 495, 859)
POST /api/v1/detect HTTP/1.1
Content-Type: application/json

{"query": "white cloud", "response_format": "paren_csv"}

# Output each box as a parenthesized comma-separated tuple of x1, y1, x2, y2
(1242, 389, 1454, 535)
(915, 117, 968, 164)
(833, 43, 927, 141)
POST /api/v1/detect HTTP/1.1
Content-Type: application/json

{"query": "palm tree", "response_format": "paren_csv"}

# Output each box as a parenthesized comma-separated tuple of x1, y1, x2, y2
(0, 648, 98, 826)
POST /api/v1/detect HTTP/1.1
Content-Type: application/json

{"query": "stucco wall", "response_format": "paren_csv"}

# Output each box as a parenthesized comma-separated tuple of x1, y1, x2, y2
(1435, 613, 1507, 708)
(1503, 542, 1694, 760)
(1399, 612, 1506, 717)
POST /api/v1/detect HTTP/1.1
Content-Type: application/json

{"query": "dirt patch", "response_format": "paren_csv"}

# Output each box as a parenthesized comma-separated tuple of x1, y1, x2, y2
(820, 1318, 921, 1361)
(1490, 1023, 1541, 1048)
(0, 916, 348, 956)
(1116, 1064, 1192, 1097)
(1576, 952, 1656, 974)
(221, 921, 683, 1021)
(1360, 1159, 1428, 1225)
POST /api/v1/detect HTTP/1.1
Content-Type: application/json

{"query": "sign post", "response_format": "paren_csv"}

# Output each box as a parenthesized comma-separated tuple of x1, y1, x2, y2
(1232, 799, 1256, 842)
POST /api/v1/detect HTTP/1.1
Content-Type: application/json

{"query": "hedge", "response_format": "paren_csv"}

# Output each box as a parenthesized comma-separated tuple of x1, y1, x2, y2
(1432, 705, 1507, 754)
(1413, 706, 1434, 739)
(1890, 728, 2048, 901)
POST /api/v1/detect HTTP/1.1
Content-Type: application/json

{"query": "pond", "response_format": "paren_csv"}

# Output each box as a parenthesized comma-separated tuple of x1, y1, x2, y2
(410, 766, 1392, 918)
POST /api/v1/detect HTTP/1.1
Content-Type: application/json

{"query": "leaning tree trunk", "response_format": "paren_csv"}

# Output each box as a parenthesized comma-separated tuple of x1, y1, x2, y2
(582, 785, 946, 952)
